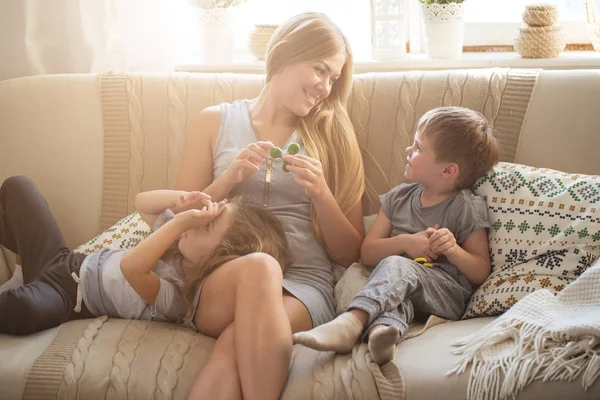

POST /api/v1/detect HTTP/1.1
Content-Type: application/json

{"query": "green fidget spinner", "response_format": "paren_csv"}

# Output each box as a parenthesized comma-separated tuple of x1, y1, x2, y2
(269, 142, 300, 172)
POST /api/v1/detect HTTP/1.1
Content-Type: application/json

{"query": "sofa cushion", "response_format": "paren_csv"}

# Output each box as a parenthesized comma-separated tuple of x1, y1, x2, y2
(74, 212, 151, 255)
(463, 162, 600, 318)
(333, 214, 379, 313)
(15, 316, 395, 400)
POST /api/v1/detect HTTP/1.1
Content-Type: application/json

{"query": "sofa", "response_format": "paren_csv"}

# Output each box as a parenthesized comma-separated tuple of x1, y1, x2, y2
(1, 68, 600, 400)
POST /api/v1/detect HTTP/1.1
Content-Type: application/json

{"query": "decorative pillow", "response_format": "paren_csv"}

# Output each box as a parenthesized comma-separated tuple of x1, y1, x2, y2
(462, 162, 600, 319)
(74, 212, 152, 255)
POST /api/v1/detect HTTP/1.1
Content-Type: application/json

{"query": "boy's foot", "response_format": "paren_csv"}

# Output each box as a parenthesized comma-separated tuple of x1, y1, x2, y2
(292, 312, 363, 353)
(368, 325, 400, 365)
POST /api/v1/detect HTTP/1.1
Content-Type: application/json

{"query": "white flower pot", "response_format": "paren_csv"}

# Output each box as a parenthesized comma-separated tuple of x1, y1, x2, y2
(199, 7, 234, 63)
(422, 3, 465, 59)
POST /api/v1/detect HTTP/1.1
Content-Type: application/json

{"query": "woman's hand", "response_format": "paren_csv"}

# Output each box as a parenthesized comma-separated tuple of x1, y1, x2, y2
(173, 201, 224, 231)
(224, 141, 273, 185)
(283, 154, 330, 201)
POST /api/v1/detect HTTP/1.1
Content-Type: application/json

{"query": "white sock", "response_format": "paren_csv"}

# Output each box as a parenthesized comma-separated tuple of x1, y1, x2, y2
(368, 325, 400, 365)
(292, 312, 364, 353)
(0, 264, 23, 294)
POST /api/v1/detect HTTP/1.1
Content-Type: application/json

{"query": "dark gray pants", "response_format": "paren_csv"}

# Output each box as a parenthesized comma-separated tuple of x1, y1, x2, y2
(349, 255, 473, 340)
(0, 176, 92, 335)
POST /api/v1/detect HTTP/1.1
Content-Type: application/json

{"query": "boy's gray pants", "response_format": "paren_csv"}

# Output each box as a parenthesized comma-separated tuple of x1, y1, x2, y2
(349, 255, 474, 339)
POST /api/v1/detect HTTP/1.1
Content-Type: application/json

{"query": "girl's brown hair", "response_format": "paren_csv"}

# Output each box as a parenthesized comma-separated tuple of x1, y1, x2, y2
(417, 106, 501, 189)
(166, 196, 289, 306)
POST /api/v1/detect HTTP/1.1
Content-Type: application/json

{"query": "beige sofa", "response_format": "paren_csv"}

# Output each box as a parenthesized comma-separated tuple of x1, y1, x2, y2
(1, 68, 600, 400)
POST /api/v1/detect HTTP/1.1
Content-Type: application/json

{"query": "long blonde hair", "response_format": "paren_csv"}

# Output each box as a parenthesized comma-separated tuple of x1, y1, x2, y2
(175, 196, 289, 305)
(265, 12, 365, 258)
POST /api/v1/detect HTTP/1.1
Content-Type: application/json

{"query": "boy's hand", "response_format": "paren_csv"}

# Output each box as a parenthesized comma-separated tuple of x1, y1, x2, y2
(173, 201, 223, 231)
(176, 191, 211, 210)
(406, 229, 438, 262)
(429, 227, 458, 256)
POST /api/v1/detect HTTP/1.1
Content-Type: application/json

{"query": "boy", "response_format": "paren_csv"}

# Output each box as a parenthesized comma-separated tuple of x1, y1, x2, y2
(293, 106, 500, 365)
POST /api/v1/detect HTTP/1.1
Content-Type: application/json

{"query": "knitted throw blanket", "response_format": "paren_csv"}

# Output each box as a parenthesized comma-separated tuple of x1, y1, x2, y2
(447, 260, 600, 400)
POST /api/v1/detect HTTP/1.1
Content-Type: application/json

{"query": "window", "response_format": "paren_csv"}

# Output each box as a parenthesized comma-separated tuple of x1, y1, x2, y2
(171, 0, 596, 65)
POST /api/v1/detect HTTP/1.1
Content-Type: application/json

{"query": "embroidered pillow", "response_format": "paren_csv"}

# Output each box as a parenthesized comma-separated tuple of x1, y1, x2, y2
(462, 162, 600, 318)
(74, 212, 152, 255)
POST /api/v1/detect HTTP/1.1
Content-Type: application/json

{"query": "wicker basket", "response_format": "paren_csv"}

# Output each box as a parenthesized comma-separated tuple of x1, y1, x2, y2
(248, 24, 278, 61)
(522, 3, 558, 27)
(515, 25, 565, 58)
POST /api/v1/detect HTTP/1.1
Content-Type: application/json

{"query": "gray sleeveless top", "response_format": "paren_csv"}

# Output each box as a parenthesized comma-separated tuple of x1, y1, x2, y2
(213, 100, 336, 326)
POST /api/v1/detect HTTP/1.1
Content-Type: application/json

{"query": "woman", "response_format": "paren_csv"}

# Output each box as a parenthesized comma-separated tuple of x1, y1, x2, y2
(175, 12, 365, 400)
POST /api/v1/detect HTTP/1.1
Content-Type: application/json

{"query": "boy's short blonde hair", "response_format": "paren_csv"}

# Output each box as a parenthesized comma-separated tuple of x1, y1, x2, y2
(417, 106, 501, 189)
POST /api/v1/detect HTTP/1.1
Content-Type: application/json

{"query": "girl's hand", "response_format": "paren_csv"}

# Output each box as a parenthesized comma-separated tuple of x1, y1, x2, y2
(176, 191, 211, 210)
(283, 154, 330, 201)
(429, 227, 458, 256)
(225, 141, 273, 185)
(174, 201, 224, 231)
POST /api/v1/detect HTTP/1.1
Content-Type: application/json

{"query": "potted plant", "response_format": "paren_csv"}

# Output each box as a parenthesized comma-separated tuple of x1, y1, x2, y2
(420, 0, 466, 59)
(188, 0, 247, 63)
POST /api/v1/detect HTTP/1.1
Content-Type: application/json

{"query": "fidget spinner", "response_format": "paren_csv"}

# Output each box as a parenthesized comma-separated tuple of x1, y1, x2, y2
(270, 142, 300, 172)
(414, 257, 433, 268)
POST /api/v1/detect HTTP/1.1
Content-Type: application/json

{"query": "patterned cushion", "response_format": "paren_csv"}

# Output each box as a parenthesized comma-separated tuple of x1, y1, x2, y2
(74, 212, 152, 255)
(462, 162, 600, 319)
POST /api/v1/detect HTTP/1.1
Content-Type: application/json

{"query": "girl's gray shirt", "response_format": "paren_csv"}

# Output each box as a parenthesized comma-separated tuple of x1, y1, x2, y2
(79, 210, 199, 330)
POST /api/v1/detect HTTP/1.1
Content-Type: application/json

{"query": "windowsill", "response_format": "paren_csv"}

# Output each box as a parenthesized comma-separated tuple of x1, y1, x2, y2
(176, 51, 600, 74)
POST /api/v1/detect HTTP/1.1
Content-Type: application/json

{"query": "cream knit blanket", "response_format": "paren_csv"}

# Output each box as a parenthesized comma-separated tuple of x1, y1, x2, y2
(447, 260, 600, 400)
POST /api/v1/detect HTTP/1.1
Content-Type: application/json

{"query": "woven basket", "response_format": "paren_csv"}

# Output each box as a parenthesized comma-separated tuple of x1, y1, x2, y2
(522, 3, 558, 27)
(248, 24, 278, 61)
(515, 25, 565, 58)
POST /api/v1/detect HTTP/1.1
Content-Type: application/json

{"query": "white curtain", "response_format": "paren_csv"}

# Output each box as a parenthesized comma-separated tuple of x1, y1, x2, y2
(0, 0, 374, 82)
(0, 0, 182, 81)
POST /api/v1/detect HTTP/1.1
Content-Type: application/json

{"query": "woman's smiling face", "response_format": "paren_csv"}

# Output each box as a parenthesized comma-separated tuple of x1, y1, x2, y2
(272, 52, 346, 117)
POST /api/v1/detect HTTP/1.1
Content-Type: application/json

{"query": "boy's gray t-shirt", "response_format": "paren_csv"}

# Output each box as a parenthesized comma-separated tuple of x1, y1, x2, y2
(380, 183, 490, 277)
(79, 210, 187, 323)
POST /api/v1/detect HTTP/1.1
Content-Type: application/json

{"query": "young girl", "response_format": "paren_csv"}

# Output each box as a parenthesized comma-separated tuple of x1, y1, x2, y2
(0, 175, 288, 335)
(293, 107, 500, 365)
